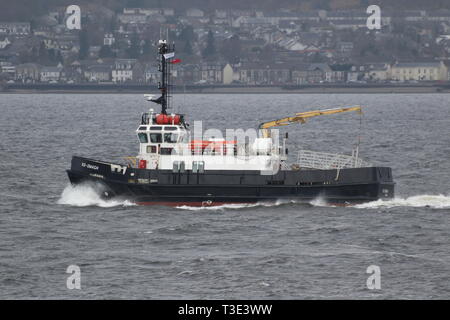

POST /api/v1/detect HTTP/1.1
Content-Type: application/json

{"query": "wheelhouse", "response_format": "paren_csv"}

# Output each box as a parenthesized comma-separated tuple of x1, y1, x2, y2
(136, 124, 189, 155)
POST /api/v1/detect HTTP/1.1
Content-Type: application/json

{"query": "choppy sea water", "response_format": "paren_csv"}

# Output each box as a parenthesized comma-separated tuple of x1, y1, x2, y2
(0, 93, 449, 299)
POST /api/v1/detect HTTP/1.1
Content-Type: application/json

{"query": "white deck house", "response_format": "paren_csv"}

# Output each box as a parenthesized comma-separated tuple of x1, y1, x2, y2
(132, 109, 285, 174)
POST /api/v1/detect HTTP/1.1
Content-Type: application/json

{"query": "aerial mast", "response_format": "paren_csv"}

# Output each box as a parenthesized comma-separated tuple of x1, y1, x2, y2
(150, 39, 175, 115)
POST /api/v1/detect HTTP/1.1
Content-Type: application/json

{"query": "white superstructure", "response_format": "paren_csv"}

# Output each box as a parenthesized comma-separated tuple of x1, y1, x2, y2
(133, 107, 285, 173)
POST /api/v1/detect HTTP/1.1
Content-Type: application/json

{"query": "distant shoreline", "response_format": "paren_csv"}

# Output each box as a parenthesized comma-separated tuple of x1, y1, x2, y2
(1, 83, 450, 94)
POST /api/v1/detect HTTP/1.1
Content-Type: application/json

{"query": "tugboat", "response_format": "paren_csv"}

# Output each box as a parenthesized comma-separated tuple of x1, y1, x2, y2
(66, 40, 395, 207)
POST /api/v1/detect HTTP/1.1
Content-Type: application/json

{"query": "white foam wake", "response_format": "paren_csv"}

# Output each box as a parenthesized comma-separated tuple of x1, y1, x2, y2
(354, 195, 450, 209)
(176, 199, 309, 211)
(57, 184, 135, 208)
(309, 196, 334, 207)
(176, 202, 261, 211)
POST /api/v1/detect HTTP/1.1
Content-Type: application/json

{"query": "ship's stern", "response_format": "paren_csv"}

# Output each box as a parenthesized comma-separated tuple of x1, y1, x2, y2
(375, 167, 395, 200)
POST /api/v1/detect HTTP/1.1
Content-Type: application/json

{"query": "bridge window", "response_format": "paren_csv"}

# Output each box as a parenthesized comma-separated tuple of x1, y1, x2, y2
(160, 147, 174, 155)
(150, 133, 162, 143)
(138, 133, 148, 143)
(164, 133, 179, 143)
(146, 145, 157, 153)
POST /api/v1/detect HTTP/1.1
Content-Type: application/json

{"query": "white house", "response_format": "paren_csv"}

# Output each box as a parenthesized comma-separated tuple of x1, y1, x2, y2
(104, 33, 115, 46)
(40, 66, 61, 82)
(112, 59, 137, 83)
(390, 62, 448, 82)
(1, 63, 16, 77)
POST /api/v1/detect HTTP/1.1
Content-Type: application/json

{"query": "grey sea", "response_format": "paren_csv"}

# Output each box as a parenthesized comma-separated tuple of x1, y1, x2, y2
(0, 93, 449, 299)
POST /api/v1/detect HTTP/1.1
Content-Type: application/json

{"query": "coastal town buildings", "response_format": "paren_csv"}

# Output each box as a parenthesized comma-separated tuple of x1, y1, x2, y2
(15, 63, 42, 82)
(390, 62, 448, 82)
(40, 66, 61, 82)
(1, 7, 450, 86)
(112, 59, 137, 83)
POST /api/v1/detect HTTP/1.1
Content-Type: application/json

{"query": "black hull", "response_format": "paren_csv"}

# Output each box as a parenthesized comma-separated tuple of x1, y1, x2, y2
(66, 156, 395, 207)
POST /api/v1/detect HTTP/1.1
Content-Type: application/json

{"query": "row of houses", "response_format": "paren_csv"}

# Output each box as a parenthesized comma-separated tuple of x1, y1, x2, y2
(0, 22, 31, 36)
(5, 60, 449, 84)
(229, 61, 449, 85)
(12, 59, 147, 83)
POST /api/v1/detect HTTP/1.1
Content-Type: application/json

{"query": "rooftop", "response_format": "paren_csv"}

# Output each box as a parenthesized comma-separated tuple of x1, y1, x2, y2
(394, 62, 443, 68)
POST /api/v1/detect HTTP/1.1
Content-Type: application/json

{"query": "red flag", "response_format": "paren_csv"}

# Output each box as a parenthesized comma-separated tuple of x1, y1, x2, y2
(170, 59, 182, 64)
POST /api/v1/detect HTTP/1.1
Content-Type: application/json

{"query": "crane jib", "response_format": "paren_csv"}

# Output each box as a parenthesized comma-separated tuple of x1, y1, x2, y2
(258, 106, 363, 137)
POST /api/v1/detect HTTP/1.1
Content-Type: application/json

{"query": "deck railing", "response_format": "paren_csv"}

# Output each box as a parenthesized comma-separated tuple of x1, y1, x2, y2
(296, 149, 371, 170)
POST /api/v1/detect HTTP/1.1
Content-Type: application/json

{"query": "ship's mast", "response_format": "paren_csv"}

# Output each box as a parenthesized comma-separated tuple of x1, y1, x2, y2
(145, 38, 186, 128)
(156, 39, 174, 115)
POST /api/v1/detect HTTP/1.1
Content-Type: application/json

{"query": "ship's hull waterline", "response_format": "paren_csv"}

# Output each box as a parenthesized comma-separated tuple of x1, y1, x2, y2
(67, 156, 395, 207)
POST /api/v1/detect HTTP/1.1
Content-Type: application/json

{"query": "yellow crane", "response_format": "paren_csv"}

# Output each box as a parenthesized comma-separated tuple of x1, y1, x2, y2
(258, 106, 363, 138)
